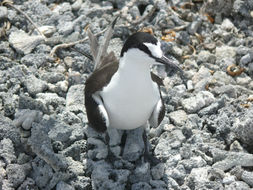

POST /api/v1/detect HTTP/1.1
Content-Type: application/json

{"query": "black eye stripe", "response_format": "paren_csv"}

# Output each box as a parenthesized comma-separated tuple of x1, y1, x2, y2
(121, 32, 158, 57)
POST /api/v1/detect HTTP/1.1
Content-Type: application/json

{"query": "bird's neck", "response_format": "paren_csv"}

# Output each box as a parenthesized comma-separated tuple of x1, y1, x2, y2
(118, 49, 152, 80)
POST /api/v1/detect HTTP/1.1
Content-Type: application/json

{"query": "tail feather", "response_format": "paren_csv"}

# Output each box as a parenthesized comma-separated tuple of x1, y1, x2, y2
(88, 16, 118, 71)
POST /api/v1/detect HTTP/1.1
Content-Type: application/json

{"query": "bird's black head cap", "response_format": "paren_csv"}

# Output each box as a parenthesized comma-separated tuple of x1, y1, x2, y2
(120, 32, 158, 57)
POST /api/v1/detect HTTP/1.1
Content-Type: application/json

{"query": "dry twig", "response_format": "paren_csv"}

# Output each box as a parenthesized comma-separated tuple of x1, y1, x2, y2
(50, 28, 107, 57)
(2, 0, 46, 39)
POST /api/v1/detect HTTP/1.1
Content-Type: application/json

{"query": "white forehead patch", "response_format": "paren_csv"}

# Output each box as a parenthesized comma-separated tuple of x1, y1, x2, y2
(144, 41, 163, 58)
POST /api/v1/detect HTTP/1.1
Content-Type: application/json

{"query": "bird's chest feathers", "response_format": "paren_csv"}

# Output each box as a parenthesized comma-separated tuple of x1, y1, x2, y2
(100, 62, 160, 122)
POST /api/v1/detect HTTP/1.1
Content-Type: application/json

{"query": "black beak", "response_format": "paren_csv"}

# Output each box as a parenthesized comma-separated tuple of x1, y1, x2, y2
(155, 55, 183, 74)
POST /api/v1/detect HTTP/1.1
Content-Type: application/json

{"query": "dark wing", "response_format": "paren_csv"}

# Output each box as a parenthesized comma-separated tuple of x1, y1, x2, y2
(85, 62, 119, 132)
(150, 72, 165, 127)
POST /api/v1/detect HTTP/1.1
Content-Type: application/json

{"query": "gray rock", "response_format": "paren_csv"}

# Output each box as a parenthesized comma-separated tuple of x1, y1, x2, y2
(87, 137, 108, 160)
(21, 53, 53, 68)
(225, 181, 251, 190)
(166, 177, 180, 190)
(187, 17, 202, 35)
(66, 84, 85, 113)
(17, 177, 38, 190)
(65, 157, 85, 176)
(131, 182, 151, 190)
(221, 18, 235, 31)
(23, 0, 53, 23)
(6, 163, 31, 188)
(3, 93, 18, 117)
(71, 176, 91, 190)
(168, 110, 188, 126)
(178, 31, 190, 45)
(72, 0, 83, 11)
(2, 179, 14, 190)
(60, 140, 86, 161)
(29, 123, 67, 171)
(215, 46, 236, 61)
(181, 91, 215, 113)
(212, 85, 237, 98)
(24, 75, 48, 96)
(58, 21, 74, 36)
(236, 75, 252, 86)
(170, 164, 186, 183)
(59, 110, 81, 125)
(222, 175, 236, 185)
(212, 149, 253, 171)
(123, 127, 145, 162)
(36, 93, 65, 108)
(0, 114, 20, 146)
(150, 179, 167, 189)
(9, 30, 45, 55)
(217, 57, 236, 71)
(18, 95, 48, 114)
(151, 163, 165, 180)
(240, 52, 253, 67)
(30, 158, 52, 189)
(241, 171, 253, 187)
(0, 138, 16, 165)
(129, 162, 151, 183)
(203, 0, 234, 17)
(17, 153, 31, 165)
(48, 121, 73, 143)
(14, 109, 43, 130)
(0, 6, 8, 20)
(37, 25, 56, 38)
(91, 161, 127, 190)
(233, 0, 253, 17)
(179, 156, 207, 171)
(234, 107, 253, 145)
(185, 167, 210, 190)
(41, 72, 65, 84)
(56, 181, 74, 190)
(198, 97, 225, 116)
(197, 51, 216, 65)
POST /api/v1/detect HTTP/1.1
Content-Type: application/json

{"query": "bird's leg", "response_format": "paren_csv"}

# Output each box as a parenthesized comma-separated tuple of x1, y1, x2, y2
(142, 125, 161, 166)
(122, 127, 145, 162)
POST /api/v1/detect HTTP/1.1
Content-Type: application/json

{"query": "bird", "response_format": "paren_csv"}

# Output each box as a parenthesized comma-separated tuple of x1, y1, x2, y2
(84, 21, 183, 161)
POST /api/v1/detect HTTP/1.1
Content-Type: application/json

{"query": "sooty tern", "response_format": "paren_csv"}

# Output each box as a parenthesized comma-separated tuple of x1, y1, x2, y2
(84, 18, 183, 162)
(85, 31, 182, 132)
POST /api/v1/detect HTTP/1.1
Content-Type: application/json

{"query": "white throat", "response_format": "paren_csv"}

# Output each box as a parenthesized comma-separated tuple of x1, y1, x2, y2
(99, 49, 160, 130)
(118, 48, 153, 79)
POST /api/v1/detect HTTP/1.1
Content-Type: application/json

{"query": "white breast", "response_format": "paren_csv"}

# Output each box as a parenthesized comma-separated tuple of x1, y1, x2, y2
(99, 49, 160, 130)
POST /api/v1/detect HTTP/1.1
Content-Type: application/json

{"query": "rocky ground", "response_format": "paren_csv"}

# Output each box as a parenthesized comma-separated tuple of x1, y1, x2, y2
(0, 0, 253, 189)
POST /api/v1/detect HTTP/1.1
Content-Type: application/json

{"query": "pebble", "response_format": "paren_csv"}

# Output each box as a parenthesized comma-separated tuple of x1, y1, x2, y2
(168, 110, 188, 126)
(56, 181, 75, 190)
(241, 171, 253, 187)
(0, 6, 8, 20)
(6, 163, 31, 188)
(221, 18, 235, 31)
(129, 162, 151, 183)
(234, 107, 253, 145)
(181, 91, 215, 113)
(0, 138, 16, 165)
(131, 182, 151, 190)
(151, 163, 165, 180)
(66, 84, 85, 113)
(187, 17, 202, 35)
(222, 175, 236, 185)
(9, 30, 45, 55)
